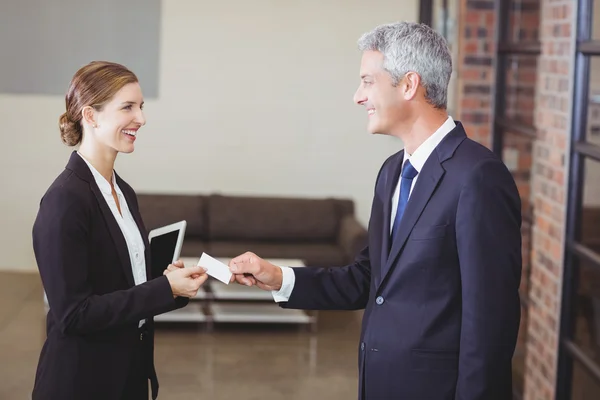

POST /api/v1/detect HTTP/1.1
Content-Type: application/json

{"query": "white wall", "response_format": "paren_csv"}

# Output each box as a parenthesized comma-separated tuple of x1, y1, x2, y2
(0, 0, 418, 271)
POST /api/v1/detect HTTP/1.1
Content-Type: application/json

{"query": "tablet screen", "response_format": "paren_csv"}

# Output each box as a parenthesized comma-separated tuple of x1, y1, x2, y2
(150, 230, 180, 278)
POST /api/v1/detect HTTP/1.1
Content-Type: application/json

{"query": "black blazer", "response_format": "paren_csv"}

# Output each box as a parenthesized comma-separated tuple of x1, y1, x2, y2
(32, 151, 188, 400)
(282, 122, 522, 399)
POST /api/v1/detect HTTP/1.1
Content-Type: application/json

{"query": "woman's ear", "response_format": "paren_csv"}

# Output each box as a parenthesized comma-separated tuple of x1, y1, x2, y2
(81, 106, 97, 128)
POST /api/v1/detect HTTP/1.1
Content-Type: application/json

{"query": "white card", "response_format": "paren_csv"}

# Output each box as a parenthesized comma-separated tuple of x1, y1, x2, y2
(197, 252, 232, 284)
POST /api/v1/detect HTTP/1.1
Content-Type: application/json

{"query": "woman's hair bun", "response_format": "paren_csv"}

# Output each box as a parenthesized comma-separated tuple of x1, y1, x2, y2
(59, 112, 82, 146)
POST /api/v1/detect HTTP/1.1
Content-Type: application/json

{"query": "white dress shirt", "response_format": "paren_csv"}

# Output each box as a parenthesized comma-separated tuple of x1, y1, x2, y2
(271, 116, 457, 302)
(78, 152, 148, 327)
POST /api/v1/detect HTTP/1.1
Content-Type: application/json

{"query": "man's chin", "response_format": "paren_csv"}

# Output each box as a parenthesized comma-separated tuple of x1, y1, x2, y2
(367, 125, 386, 135)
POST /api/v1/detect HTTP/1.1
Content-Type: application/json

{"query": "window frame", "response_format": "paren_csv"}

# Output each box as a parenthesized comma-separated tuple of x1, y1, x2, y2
(557, 0, 600, 398)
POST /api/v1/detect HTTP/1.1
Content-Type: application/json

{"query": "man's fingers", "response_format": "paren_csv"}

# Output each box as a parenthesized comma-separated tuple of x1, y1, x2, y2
(229, 254, 261, 275)
(234, 274, 256, 286)
(229, 252, 256, 268)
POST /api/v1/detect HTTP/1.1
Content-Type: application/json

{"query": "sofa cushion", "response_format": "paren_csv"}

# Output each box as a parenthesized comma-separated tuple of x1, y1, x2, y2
(137, 194, 206, 238)
(207, 195, 339, 242)
(207, 241, 347, 267)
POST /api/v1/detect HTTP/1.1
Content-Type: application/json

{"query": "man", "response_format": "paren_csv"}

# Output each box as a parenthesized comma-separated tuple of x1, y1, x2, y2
(229, 22, 522, 399)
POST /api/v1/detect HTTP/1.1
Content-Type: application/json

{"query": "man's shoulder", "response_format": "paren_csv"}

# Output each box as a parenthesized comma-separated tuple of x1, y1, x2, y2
(445, 137, 516, 192)
(448, 137, 501, 171)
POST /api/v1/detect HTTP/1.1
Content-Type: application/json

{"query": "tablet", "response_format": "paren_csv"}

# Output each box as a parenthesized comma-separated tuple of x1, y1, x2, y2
(149, 220, 187, 278)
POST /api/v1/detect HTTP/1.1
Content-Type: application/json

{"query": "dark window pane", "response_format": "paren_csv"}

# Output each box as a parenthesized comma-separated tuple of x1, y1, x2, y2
(507, 0, 540, 42)
(588, 58, 600, 145)
(572, 257, 600, 362)
(574, 159, 600, 362)
(501, 131, 533, 300)
(580, 159, 600, 252)
(512, 303, 528, 396)
(502, 131, 533, 205)
(504, 55, 537, 126)
(571, 357, 600, 400)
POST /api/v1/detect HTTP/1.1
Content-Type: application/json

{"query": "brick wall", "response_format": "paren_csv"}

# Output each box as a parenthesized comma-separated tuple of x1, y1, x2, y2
(456, 0, 495, 148)
(525, 1, 574, 399)
(456, 0, 575, 399)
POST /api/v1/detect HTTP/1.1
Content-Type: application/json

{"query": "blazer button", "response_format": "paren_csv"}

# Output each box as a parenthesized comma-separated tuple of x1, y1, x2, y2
(376, 296, 384, 305)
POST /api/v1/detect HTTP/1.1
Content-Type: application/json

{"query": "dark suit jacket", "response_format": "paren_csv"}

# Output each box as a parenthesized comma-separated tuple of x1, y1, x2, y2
(282, 122, 522, 399)
(32, 151, 188, 400)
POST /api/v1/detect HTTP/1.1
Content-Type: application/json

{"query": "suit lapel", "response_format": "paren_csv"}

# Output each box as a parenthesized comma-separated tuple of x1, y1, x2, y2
(89, 178, 136, 287)
(380, 157, 445, 283)
(66, 152, 135, 287)
(377, 151, 403, 288)
(116, 173, 152, 280)
(378, 122, 468, 287)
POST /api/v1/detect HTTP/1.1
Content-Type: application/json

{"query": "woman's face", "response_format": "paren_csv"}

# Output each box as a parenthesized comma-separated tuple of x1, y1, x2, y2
(87, 82, 146, 154)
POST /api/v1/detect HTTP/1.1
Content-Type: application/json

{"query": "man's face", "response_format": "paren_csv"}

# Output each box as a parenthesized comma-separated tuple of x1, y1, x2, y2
(353, 50, 407, 136)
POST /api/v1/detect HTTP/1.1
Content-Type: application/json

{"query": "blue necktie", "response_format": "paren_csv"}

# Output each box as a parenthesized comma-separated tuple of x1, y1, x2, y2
(391, 159, 418, 243)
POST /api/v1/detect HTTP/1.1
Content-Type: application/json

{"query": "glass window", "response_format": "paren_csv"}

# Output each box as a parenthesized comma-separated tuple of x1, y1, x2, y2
(512, 303, 528, 394)
(580, 159, 600, 252)
(431, 0, 459, 116)
(570, 358, 600, 400)
(504, 55, 538, 126)
(573, 159, 600, 362)
(508, 0, 540, 42)
(593, 1, 600, 41)
(502, 130, 533, 398)
(502, 131, 533, 206)
(572, 257, 600, 363)
(587, 58, 600, 145)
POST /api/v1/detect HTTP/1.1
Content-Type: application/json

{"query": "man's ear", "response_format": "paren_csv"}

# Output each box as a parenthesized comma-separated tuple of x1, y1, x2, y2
(81, 106, 97, 128)
(402, 72, 421, 101)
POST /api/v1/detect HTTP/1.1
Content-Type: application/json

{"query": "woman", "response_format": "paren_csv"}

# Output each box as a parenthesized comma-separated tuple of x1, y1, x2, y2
(32, 61, 207, 400)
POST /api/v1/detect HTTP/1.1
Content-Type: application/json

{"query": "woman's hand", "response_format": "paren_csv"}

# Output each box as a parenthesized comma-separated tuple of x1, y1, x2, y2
(164, 262, 208, 298)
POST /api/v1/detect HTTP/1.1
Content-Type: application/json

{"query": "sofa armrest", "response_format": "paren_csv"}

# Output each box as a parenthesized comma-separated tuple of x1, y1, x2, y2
(337, 215, 368, 262)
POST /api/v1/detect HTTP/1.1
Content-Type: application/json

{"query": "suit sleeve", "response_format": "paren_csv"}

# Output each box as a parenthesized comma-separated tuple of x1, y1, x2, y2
(33, 186, 183, 335)
(455, 158, 522, 399)
(280, 245, 372, 310)
(278, 155, 395, 311)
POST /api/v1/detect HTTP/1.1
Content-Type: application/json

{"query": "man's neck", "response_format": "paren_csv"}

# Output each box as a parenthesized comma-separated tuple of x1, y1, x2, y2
(396, 110, 449, 155)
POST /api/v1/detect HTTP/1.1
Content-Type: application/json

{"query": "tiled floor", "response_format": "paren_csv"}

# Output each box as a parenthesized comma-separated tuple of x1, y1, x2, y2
(0, 272, 362, 400)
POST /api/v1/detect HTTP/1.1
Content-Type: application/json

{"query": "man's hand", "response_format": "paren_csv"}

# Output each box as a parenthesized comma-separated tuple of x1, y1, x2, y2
(228, 252, 283, 291)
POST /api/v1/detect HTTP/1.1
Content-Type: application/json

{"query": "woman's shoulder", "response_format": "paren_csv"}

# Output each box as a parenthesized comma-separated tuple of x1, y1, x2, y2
(39, 168, 92, 210)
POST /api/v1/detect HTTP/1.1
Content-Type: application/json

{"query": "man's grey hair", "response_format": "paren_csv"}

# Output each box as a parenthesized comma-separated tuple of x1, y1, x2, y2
(357, 22, 452, 109)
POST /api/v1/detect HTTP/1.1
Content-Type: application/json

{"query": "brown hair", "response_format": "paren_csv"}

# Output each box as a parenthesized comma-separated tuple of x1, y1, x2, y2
(59, 61, 138, 146)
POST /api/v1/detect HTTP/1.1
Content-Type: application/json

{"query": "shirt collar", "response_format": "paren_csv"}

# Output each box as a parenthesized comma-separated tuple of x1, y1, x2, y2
(77, 152, 117, 196)
(403, 116, 456, 172)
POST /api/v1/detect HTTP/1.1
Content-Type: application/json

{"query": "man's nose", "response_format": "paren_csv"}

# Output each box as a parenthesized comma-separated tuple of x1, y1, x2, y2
(353, 86, 367, 105)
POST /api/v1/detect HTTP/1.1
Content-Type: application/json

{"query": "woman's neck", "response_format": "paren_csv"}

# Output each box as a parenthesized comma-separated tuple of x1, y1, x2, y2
(78, 141, 117, 184)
